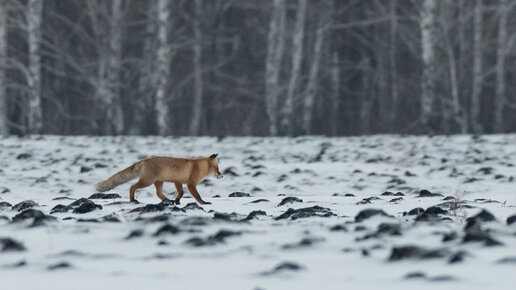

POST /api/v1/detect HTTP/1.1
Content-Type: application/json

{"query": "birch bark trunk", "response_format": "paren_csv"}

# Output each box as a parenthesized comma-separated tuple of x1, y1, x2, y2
(27, 0, 43, 134)
(281, 0, 307, 136)
(494, 0, 508, 132)
(189, 0, 204, 136)
(471, 0, 483, 133)
(106, 0, 124, 135)
(155, 0, 172, 136)
(302, 2, 327, 135)
(265, 0, 286, 136)
(0, 3, 8, 135)
(420, 0, 438, 133)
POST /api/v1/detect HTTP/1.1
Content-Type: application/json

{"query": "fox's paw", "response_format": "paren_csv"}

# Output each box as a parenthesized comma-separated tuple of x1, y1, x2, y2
(174, 200, 181, 205)
(130, 199, 140, 204)
(201, 201, 212, 205)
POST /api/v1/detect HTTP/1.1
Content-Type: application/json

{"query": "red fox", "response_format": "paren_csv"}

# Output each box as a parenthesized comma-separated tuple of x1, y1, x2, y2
(95, 154, 223, 205)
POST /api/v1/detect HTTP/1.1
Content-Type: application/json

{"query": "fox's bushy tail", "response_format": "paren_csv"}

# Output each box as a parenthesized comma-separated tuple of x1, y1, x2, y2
(95, 162, 142, 192)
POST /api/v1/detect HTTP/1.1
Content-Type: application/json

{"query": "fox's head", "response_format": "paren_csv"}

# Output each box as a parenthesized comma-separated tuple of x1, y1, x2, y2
(209, 154, 223, 179)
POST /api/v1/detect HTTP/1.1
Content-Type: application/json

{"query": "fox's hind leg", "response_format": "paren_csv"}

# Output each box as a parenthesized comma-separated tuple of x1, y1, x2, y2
(174, 182, 184, 205)
(129, 179, 152, 202)
(154, 181, 167, 200)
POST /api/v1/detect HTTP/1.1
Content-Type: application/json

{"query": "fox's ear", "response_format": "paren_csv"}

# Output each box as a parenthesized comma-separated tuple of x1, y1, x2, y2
(210, 153, 218, 159)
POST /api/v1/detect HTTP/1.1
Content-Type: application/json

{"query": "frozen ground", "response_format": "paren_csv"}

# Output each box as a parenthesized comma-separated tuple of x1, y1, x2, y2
(0, 135, 515, 290)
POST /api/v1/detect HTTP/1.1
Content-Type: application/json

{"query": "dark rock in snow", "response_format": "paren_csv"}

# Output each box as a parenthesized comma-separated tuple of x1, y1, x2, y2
(47, 262, 71, 271)
(16, 153, 32, 160)
(222, 167, 239, 177)
(416, 189, 443, 198)
(228, 192, 251, 197)
(496, 257, 516, 264)
(88, 193, 121, 199)
(355, 209, 391, 222)
(12, 200, 39, 211)
(0, 201, 12, 208)
(448, 251, 468, 264)
(12, 209, 56, 226)
(463, 231, 502, 246)
(405, 208, 424, 216)
(50, 204, 71, 214)
(182, 202, 204, 211)
(154, 224, 181, 236)
(101, 214, 121, 223)
(404, 272, 427, 279)
(261, 262, 304, 275)
(415, 206, 448, 222)
(275, 206, 334, 220)
(477, 167, 493, 175)
(329, 224, 348, 232)
(250, 199, 269, 203)
(467, 209, 496, 223)
(130, 201, 183, 214)
(52, 196, 75, 201)
(389, 197, 403, 203)
(277, 196, 303, 206)
(125, 230, 143, 240)
(80, 166, 92, 173)
(282, 237, 325, 249)
(507, 215, 516, 225)
(0, 238, 26, 252)
(213, 212, 241, 222)
(389, 246, 449, 261)
(344, 193, 355, 197)
(72, 200, 102, 214)
(381, 191, 395, 196)
(244, 210, 267, 221)
(442, 232, 457, 242)
(186, 230, 241, 247)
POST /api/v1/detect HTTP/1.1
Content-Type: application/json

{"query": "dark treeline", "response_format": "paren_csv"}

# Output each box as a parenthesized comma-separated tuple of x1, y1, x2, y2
(0, 0, 515, 136)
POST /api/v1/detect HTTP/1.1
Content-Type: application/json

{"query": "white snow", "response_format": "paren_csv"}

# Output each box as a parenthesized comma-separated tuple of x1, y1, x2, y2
(0, 135, 515, 289)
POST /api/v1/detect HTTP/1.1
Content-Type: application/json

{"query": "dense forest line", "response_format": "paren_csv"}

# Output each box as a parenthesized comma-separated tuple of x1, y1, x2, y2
(0, 0, 515, 136)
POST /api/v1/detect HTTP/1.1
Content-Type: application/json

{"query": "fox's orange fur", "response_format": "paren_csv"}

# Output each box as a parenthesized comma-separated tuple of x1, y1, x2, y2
(95, 154, 223, 205)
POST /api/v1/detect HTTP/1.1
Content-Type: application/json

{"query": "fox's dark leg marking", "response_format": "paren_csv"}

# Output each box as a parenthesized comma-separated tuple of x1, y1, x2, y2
(174, 182, 184, 205)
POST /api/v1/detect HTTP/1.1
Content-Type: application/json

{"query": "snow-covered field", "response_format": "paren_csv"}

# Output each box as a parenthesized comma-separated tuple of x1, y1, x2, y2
(1, 135, 515, 290)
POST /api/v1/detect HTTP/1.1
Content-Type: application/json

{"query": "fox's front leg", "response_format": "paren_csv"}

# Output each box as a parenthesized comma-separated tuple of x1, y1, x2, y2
(187, 184, 211, 205)
(174, 182, 184, 205)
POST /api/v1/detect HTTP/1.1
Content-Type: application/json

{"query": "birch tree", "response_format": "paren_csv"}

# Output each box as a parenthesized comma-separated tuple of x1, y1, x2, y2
(494, 0, 510, 132)
(419, 0, 438, 132)
(281, 0, 307, 136)
(0, 2, 8, 135)
(189, 0, 204, 136)
(302, 1, 328, 135)
(265, 0, 286, 136)
(87, 0, 124, 135)
(155, 0, 173, 136)
(27, 0, 43, 134)
(471, 0, 483, 133)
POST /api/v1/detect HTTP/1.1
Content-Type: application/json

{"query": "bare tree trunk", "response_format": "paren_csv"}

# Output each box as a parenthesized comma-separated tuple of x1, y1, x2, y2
(155, 0, 172, 136)
(189, 0, 204, 136)
(106, 0, 124, 135)
(131, 2, 157, 135)
(265, 0, 286, 136)
(0, 3, 8, 135)
(471, 0, 483, 133)
(27, 0, 43, 134)
(389, 0, 398, 130)
(302, 2, 327, 135)
(420, 0, 438, 133)
(494, 0, 508, 132)
(281, 0, 307, 135)
(330, 52, 340, 136)
(360, 57, 372, 134)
